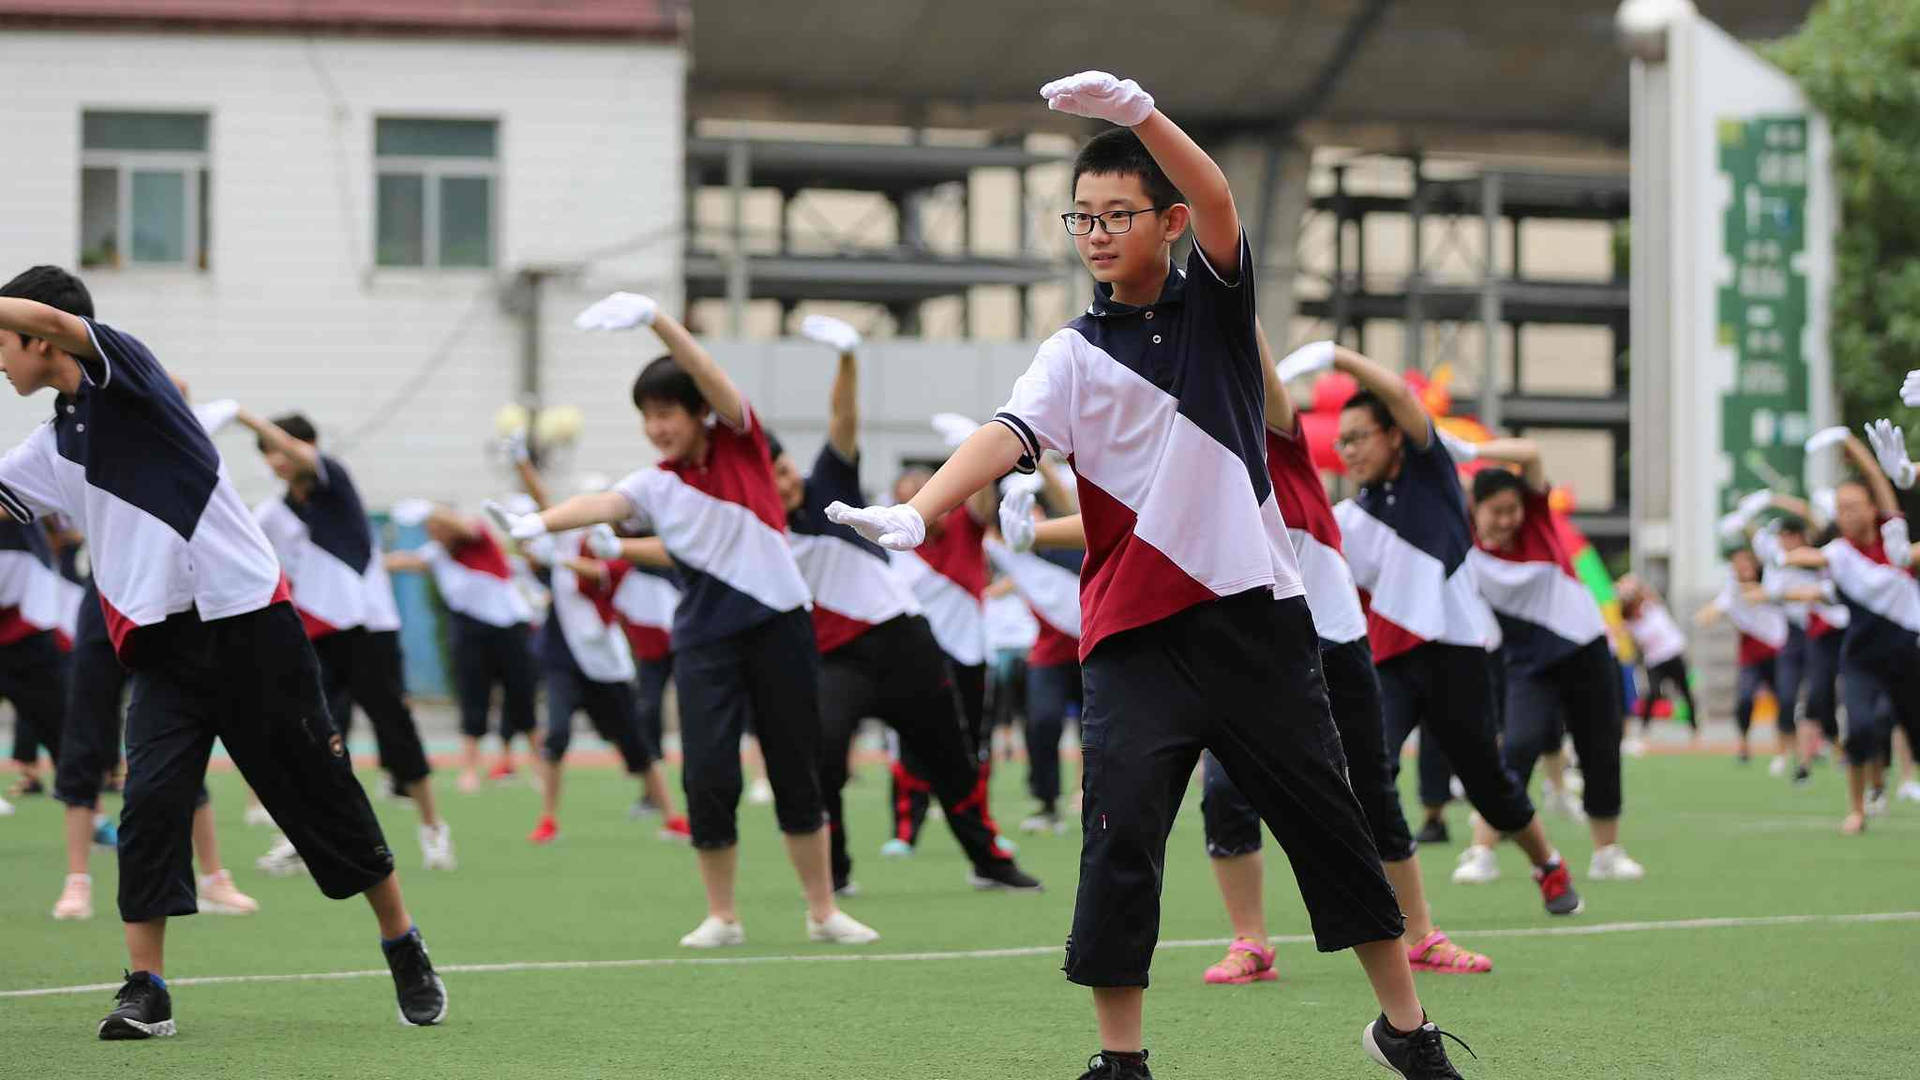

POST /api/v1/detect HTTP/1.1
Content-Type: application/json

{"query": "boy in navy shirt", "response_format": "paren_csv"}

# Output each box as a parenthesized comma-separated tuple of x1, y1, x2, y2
(773, 314, 1036, 895)
(0, 265, 444, 1038)
(490, 296, 879, 948)
(826, 73, 1466, 1079)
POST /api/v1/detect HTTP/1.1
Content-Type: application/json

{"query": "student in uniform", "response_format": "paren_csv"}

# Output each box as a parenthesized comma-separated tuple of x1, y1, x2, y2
(0, 265, 445, 1038)
(1302, 342, 1582, 912)
(601, 534, 682, 820)
(823, 73, 1467, 1080)
(489, 293, 878, 949)
(1693, 546, 1789, 763)
(1461, 441, 1645, 884)
(241, 412, 453, 871)
(385, 500, 540, 794)
(770, 314, 1037, 894)
(1617, 576, 1696, 745)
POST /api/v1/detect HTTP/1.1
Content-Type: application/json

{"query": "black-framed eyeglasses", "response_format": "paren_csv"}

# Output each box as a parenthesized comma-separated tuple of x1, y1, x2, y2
(1060, 207, 1163, 237)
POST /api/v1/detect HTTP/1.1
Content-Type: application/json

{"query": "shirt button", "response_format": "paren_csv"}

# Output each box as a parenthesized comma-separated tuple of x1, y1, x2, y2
(75, 423, 85, 432)
(1144, 311, 1154, 320)
(65, 405, 74, 414)
(1152, 335, 1163, 344)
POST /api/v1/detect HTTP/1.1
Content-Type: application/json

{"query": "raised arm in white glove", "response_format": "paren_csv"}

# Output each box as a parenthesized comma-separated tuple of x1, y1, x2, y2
(574, 292, 658, 332)
(998, 489, 1037, 554)
(931, 412, 982, 450)
(484, 498, 549, 542)
(1039, 71, 1156, 127)
(1804, 426, 1851, 455)
(1275, 340, 1335, 385)
(799, 314, 861, 354)
(390, 499, 434, 529)
(824, 501, 927, 551)
(1865, 419, 1916, 490)
(1902, 370, 1920, 408)
(585, 524, 623, 560)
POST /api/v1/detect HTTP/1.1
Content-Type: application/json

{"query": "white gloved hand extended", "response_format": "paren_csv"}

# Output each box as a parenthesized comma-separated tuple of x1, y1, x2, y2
(1901, 370, 1920, 408)
(1275, 340, 1336, 384)
(1736, 490, 1774, 519)
(998, 489, 1037, 554)
(1000, 471, 1045, 499)
(574, 292, 659, 332)
(1039, 71, 1156, 127)
(1804, 426, 1851, 455)
(824, 501, 927, 551)
(1436, 428, 1481, 463)
(585, 524, 623, 560)
(1865, 419, 1917, 490)
(483, 499, 549, 542)
(799, 314, 862, 354)
(931, 412, 982, 449)
(390, 499, 434, 529)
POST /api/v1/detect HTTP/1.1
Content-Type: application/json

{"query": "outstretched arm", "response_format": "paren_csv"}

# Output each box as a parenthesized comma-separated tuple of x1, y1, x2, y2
(1332, 346, 1432, 449)
(234, 409, 322, 477)
(527, 492, 637, 536)
(616, 537, 673, 570)
(1471, 437, 1546, 490)
(0, 299, 97, 359)
(384, 551, 429, 573)
(911, 425, 1026, 530)
(1033, 513, 1088, 551)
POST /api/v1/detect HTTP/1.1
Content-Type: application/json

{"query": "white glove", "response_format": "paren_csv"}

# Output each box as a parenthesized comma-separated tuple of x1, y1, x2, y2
(1811, 487, 1837, 525)
(998, 490, 1037, 554)
(1436, 428, 1480, 463)
(1000, 471, 1045, 499)
(824, 501, 927, 551)
(1275, 340, 1336, 384)
(585, 524, 623, 560)
(1716, 511, 1750, 545)
(1865, 419, 1917, 490)
(1804, 426, 1850, 454)
(931, 412, 982, 449)
(1039, 71, 1156, 127)
(574, 292, 658, 332)
(1735, 490, 1773, 519)
(799, 314, 862, 353)
(1901, 369, 1920, 408)
(194, 398, 241, 436)
(483, 498, 549, 542)
(390, 499, 434, 529)
(1883, 515, 1912, 568)
(504, 430, 531, 466)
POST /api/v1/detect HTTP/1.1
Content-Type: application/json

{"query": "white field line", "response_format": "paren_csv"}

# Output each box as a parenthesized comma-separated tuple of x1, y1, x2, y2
(6, 910, 1917, 1001)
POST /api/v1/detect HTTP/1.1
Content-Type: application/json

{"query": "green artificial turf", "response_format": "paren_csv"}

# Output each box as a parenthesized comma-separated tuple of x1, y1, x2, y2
(2, 751, 1914, 1077)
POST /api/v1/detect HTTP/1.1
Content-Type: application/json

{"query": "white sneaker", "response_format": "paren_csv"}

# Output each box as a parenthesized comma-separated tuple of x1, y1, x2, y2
(879, 838, 914, 858)
(1897, 781, 1920, 804)
(420, 823, 457, 871)
(1562, 767, 1585, 796)
(1540, 784, 1587, 822)
(678, 916, 745, 949)
(0, 794, 14, 816)
(255, 835, 307, 877)
(1622, 735, 1648, 758)
(1767, 755, 1788, 777)
(197, 869, 260, 914)
(52, 873, 92, 920)
(1448, 776, 1467, 801)
(806, 910, 880, 945)
(243, 804, 275, 828)
(1589, 845, 1646, 882)
(1450, 844, 1501, 885)
(1019, 812, 1065, 835)
(746, 779, 774, 806)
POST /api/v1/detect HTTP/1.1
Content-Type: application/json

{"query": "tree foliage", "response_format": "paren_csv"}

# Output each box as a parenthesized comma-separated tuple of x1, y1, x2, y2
(1768, 0, 1920, 431)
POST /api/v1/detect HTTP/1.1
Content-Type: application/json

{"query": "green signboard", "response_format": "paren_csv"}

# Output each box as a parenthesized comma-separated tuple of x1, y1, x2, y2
(1716, 114, 1811, 509)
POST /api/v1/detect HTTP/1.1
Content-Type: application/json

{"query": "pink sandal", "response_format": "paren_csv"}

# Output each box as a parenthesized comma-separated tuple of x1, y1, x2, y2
(1407, 930, 1493, 974)
(1203, 938, 1278, 985)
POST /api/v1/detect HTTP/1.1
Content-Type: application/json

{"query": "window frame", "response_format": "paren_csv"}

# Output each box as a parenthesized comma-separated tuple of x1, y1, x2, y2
(372, 118, 501, 271)
(78, 115, 211, 272)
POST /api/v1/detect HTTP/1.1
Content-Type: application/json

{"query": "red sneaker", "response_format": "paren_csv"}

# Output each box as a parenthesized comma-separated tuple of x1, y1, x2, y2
(658, 816, 691, 843)
(528, 815, 559, 845)
(1534, 860, 1584, 916)
(488, 760, 517, 782)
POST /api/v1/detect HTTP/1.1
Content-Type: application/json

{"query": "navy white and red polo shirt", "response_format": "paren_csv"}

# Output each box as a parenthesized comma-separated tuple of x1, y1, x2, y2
(256, 454, 399, 639)
(1265, 419, 1366, 646)
(608, 558, 678, 663)
(419, 525, 534, 629)
(1820, 518, 1920, 662)
(891, 505, 988, 667)
(985, 538, 1081, 669)
(1468, 487, 1608, 671)
(787, 444, 919, 655)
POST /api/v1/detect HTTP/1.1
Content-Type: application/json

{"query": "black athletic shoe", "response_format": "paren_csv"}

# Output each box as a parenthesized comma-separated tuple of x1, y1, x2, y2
(1415, 819, 1451, 846)
(1363, 1014, 1473, 1078)
(968, 860, 1044, 892)
(1076, 1050, 1151, 1079)
(382, 928, 447, 1026)
(1792, 765, 1812, 786)
(98, 971, 175, 1040)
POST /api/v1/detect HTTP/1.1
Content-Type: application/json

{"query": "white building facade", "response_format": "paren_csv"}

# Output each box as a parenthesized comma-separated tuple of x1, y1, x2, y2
(2, 8, 686, 511)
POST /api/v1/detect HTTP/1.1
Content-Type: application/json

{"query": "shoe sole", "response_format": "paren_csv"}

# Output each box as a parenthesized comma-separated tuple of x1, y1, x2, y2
(1545, 899, 1586, 916)
(1361, 1021, 1406, 1077)
(1204, 969, 1278, 985)
(967, 874, 1044, 893)
(397, 974, 448, 1027)
(99, 1016, 176, 1040)
(1409, 960, 1493, 974)
(197, 900, 258, 915)
(679, 932, 746, 949)
(52, 908, 92, 921)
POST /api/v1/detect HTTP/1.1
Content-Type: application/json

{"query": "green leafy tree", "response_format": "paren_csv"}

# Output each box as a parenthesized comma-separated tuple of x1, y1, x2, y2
(1769, 0, 1920, 432)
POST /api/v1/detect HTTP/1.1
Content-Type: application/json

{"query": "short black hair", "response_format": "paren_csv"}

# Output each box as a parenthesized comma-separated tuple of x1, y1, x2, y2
(0, 266, 95, 342)
(1071, 128, 1185, 214)
(631, 355, 705, 415)
(269, 412, 318, 448)
(764, 429, 786, 461)
(1776, 515, 1808, 536)
(1471, 467, 1527, 504)
(1340, 389, 1395, 433)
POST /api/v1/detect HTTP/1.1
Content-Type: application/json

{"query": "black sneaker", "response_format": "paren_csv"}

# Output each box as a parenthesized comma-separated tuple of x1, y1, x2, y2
(1077, 1050, 1151, 1079)
(1792, 765, 1812, 786)
(1363, 1014, 1474, 1078)
(382, 928, 447, 1026)
(98, 970, 175, 1040)
(968, 860, 1044, 892)
(1415, 818, 1451, 846)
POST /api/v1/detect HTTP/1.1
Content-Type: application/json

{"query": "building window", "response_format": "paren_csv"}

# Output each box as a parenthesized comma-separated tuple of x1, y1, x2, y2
(80, 111, 210, 270)
(375, 118, 497, 269)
